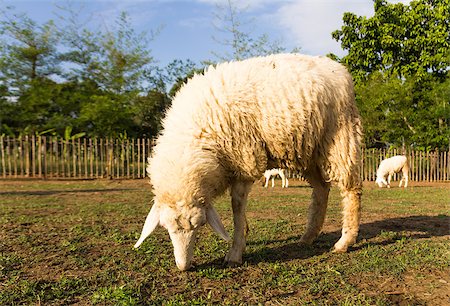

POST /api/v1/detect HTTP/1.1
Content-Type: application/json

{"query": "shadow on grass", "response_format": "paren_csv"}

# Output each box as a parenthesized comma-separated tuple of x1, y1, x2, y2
(0, 188, 137, 196)
(197, 215, 449, 269)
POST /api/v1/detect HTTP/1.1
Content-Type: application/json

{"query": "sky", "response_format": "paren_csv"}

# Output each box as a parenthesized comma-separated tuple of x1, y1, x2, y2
(1, 0, 411, 66)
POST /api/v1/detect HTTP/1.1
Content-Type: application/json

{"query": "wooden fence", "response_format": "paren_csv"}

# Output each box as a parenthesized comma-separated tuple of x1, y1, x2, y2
(1, 136, 449, 181)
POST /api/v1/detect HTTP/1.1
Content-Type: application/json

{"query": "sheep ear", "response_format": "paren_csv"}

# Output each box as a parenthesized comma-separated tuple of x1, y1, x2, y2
(134, 204, 160, 248)
(206, 205, 231, 241)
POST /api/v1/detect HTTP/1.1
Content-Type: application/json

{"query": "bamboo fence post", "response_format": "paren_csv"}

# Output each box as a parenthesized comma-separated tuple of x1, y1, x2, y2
(77, 138, 81, 179)
(19, 137, 23, 177)
(43, 136, 47, 179)
(36, 136, 41, 178)
(126, 139, 130, 179)
(51, 136, 55, 178)
(95, 138, 99, 178)
(105, 138, 109, 179)
(25, 135, 29, 177)
(100, 138, 104, 178)
(61, 139, 65, 178)
(84, 138, 88, 179)
(121, 139, 125, 179)
(13, 138, 16, 177)
(108, 138, 113, 179)
(89, 138, 93, 179)
(6, 136, 11, 177)
(445, 151, 448, 181)
(117, 139, 120, 179)
(142, 138, 146, 178)
(137, 138, 141, 179)
(115, 139, 122, 178)
(132, 138, 135, 179)
(0, 135, 5, 178)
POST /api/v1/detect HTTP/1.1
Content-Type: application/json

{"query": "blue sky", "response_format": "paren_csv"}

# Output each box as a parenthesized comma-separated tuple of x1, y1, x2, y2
(1, 0, 410, 66)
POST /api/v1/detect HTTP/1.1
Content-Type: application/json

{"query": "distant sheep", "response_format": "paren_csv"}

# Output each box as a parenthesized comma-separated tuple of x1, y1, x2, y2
(263, 168, 289, 188)
(376, 155, 409, 188)
(134, 53, 363, 271)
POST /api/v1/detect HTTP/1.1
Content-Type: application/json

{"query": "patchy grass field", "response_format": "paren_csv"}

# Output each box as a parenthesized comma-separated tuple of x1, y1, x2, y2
(0, 179, 448, 305)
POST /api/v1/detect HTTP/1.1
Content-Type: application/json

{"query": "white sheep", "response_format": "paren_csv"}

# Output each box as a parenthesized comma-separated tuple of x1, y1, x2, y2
(375, 155, 409, 188)
(263, 168, 289, 188)
(134, 53, 363, 271)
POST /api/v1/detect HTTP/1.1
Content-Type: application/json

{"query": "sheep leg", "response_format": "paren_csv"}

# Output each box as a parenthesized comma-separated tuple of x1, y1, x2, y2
(387, 174, 392, 188)
(225, 180, 252, 266)
(333, 187, 362, 253)
(400, 169, 408, 188)
(300, 166, 330, 244)
(279, 171, 287, 188)
(264, 177, 269, 188)
(271, 176, 275, 187)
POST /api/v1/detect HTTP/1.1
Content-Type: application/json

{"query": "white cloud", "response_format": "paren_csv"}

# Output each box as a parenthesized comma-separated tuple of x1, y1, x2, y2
(274, 0, 376, 56)
(196, 0, 288, 11)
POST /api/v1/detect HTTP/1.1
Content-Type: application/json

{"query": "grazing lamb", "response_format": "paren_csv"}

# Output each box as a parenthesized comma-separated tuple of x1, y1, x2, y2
(375, 155, 409, 188)
(134, 53, 363, 271)
(263, 168, 289, 188)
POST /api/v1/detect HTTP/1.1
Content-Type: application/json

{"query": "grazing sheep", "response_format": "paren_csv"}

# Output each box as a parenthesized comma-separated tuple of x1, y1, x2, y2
(134, 53, 363, 271)
(375, 155, 409, 188)
(263, 168, 289, 188)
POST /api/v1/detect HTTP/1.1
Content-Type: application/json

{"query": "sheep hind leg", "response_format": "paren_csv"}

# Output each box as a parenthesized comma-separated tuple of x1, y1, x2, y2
(224, 180, 253, 266)
(333, 185, 362, 253)
(299, 166, 331, 245)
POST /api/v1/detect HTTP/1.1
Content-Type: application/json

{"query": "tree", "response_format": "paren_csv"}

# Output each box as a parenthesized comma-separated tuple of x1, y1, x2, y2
(211, 0, 291, 61)
(332, 0, 450, 82)
(333, 0, 450, 149)
(0, 7, 61, 95)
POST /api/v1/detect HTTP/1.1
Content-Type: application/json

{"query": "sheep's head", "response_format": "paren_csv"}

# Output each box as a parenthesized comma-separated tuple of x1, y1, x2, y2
(134, 200, 230, 271)
(375, 176, 387, 188)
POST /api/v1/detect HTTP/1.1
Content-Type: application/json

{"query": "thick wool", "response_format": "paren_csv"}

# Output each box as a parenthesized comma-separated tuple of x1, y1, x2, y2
(140, 53, 363, 270)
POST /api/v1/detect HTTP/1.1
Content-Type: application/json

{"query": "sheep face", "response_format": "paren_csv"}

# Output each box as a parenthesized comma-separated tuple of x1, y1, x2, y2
(135, 200, 230, 271)
(375, 176, 387, 188)
(159, 205, 206, 271)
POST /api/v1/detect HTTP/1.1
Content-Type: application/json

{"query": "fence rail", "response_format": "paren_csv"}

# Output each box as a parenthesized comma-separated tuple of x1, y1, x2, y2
(1, 136, 449, 181)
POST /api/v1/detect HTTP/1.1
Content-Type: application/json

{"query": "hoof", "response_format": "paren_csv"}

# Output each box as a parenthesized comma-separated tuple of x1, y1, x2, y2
(332, 242, 348, 253)
(223, 260, 241, 268)
(299, 236, 315, 245)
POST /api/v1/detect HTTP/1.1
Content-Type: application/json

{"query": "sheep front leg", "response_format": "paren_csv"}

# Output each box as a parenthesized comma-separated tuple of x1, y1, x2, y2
(300, 166, 330, 244)
(225, 180, 252, 266)
(264, 176, 269, 188)
(333, 187, 361, 253)
(387, 173, 392, 188)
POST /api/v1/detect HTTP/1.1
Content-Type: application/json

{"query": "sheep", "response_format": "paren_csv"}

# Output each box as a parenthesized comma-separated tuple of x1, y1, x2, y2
(263, 168, 289, 188)
(375, 155, 409, 188)
(134, 53, 363, 271)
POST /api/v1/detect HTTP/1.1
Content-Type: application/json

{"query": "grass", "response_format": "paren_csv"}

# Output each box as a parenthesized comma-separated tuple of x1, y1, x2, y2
(0, 179, 449, 305)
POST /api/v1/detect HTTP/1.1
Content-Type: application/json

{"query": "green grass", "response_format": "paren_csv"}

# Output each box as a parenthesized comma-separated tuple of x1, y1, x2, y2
(0, 179, 448, 305)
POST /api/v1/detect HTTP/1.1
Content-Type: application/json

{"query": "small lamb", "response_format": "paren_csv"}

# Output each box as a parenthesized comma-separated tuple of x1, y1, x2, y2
(263, 168, 289, 188)
(375, 155, 409, 188)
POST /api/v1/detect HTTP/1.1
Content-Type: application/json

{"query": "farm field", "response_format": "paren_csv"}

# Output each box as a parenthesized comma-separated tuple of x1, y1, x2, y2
(0, 179, 449, 305)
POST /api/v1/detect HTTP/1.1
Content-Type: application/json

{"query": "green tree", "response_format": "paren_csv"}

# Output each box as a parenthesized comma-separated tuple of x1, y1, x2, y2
(0, 7, 61, 95)
(211, 0, 291, 61)
(333, 0, 450, 149)
(332, 0, 449, 82)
